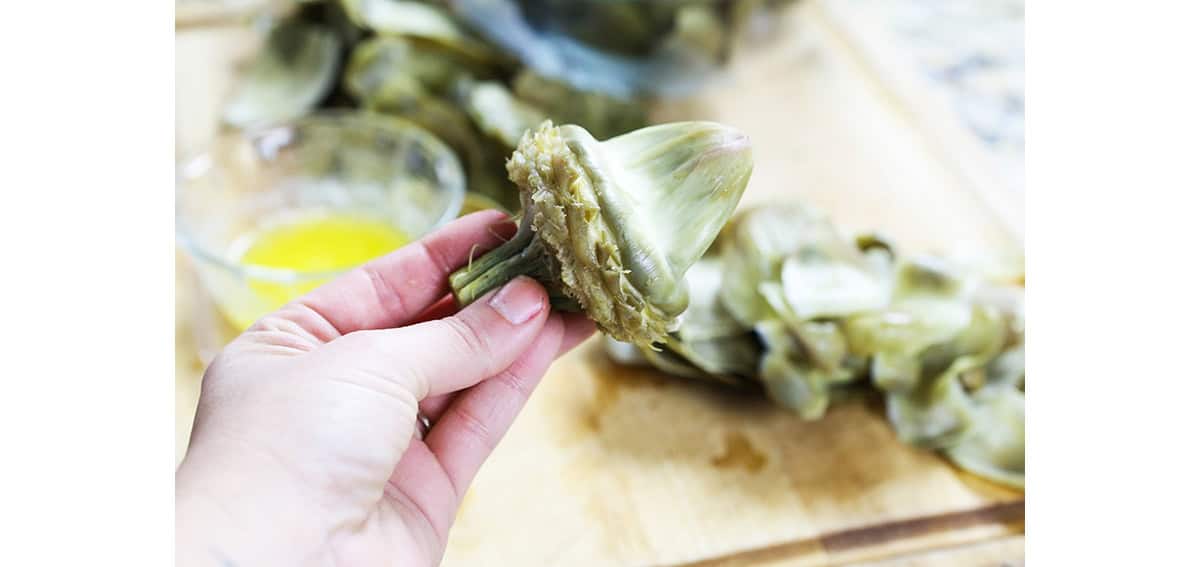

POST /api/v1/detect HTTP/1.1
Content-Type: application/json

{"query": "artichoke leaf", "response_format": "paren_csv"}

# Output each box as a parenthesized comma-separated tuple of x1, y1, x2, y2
(660, 333, 761, 384)
(344, 36, 489, 100)
(357, 82, 519, 210)
(884, 360, 976, 449)
(779, 253, 891, 320)
(884, 305, 1013, 447)
(844, 257, 975, 392)
(512, 70, 648, 139)
(609, 256, 758, 384)
(444, 0, 721, 97)
(658, 4, 728, 65)
(919, 305, 1010, 392)
(640, 344, 720, 382)
(223, 18, 342, 130)
(943, 387, 1025, 488)
(719, 204, 853, 327)
(757, 319, 853, 420)
(987, 345, 1025, 391)
(675, 256, 750, 343)
(340, 0, 499, 64)
(454, 78, 548, 149)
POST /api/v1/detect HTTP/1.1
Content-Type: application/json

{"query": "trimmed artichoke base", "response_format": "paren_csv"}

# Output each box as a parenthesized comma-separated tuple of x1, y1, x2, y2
(508, 122, 673, 345)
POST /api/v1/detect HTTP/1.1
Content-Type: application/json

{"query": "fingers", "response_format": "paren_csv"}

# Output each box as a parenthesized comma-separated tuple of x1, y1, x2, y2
(322, 276, 551, 402)
(418, 393, 456, 422)
(425, 314, 566, 499)
(417, 313, 593, 423)
(558, 313, 596, 356)
(409, 294, 460, 325)
(383, 441, 459, 549)
(273, 210, 516, 338)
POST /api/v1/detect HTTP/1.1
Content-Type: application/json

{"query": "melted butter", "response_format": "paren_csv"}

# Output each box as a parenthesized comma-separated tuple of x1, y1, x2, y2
(222, 211, 409, 329)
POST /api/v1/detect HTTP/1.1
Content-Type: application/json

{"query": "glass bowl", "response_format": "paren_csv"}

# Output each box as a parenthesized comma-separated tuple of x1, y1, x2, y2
(177, 110, 466, 331)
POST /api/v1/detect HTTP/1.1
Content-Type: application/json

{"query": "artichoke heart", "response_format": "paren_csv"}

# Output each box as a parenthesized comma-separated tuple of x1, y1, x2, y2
(450, 120, 753, 346)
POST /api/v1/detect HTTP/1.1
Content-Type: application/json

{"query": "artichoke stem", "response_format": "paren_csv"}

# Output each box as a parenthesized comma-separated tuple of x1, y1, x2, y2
(450, 222, 577, 310)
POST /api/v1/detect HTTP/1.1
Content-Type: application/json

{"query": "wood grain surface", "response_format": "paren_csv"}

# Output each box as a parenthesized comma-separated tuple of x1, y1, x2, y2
(174, 2, 1025, 565)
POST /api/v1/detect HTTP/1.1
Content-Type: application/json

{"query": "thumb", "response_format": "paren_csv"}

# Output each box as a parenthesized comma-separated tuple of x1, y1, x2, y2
(322, 276, 551, 401)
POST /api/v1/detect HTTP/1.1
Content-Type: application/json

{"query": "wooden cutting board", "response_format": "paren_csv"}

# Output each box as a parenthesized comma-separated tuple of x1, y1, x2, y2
(175, 2, 1024, 564)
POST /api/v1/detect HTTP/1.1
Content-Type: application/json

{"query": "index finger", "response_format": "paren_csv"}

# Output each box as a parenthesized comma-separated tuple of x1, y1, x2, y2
(288, 210, 516, 336)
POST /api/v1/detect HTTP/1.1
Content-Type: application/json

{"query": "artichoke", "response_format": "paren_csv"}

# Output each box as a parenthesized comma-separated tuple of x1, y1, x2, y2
(449, 120, 753, 346)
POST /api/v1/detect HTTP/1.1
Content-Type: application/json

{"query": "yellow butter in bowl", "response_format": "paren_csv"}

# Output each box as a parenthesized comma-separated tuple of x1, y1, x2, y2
(222, 211, 409, 329)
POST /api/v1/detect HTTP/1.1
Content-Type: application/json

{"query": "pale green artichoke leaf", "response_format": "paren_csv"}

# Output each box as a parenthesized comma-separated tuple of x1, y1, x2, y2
(360, 84, 519, 211)
(444, 0, 722, 97)
(778, 251, 891, 320)
(674, 256, 749, 342)
(454, 78, 548, 149)
(943, 387, 1025, 488)
(854, 231, 898, 281)
(340, 0, 499, 64)
(844, 257, 975, 391)
(854, 232, 898, 257)
(885, 359, 976, 448)
(522, 0, 664, 57)
(614, 256, 758, 384)
(660, 334, 761, 384)
(893, 255, 969, 300)
(870, 351, 922, 392)
(641, 345, 719, 382)
(987, 345, 1025, 391)
(972, 282, 1025, 341)
(757, 284, 851, 373)
(919, 305, 1010, 392)
(884, 303, 1011, 447)
(844, 299, 971, 391)
(719, 204, 850, 326)
(757, 319, 854, 420)
(511, 70, 647, 139)
(361, 86, 475, 157)
(223, 18, 342, 130)
(606, 336, 743, 385)
(344, 36, 482, 100)
(658, 4, 728, 64)
(720, 240, 773, 327)
(792, 320, 851, 373)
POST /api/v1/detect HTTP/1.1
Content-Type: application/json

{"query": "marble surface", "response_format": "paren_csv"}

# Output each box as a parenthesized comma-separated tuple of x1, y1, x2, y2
(846, 0, 1024, 181)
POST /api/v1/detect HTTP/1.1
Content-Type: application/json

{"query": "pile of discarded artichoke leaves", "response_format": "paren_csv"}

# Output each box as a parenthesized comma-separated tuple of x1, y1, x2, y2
(608, 204, 1025, 489)
(222, 0, 794, 213)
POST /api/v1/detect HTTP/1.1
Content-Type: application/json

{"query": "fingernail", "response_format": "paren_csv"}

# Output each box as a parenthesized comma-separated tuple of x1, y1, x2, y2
(489, 276, 544, 325)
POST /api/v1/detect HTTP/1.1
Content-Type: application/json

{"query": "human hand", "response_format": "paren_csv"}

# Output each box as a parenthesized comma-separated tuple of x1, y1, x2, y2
(176, 211, 595, 566)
